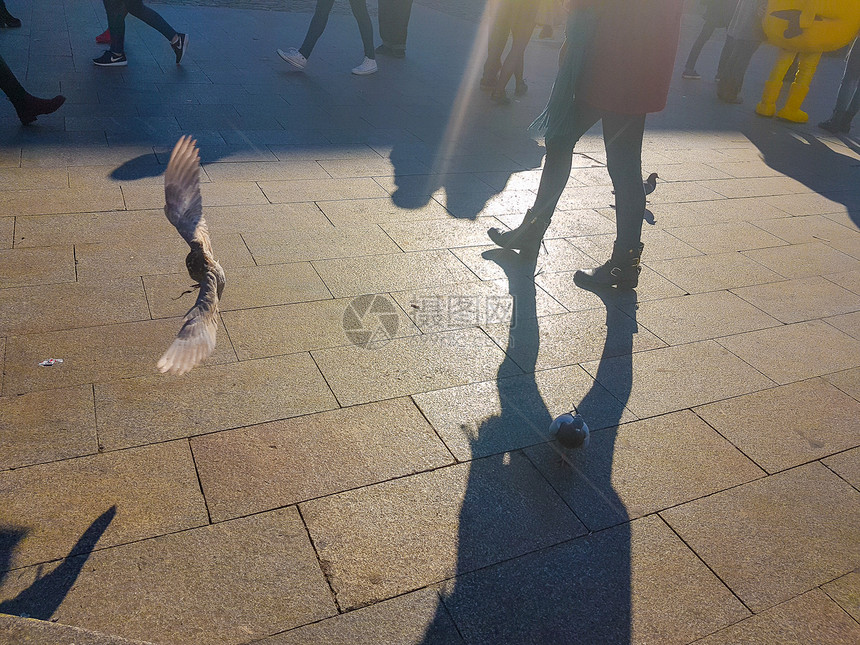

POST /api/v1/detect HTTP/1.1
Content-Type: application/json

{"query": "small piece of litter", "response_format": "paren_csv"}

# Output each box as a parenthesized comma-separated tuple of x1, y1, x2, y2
(38, 358, 64, 367)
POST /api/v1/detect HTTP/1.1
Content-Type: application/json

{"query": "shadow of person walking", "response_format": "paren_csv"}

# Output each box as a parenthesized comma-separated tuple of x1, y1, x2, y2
(0, 506, 117, 620)
(743, 120, 860, 229)
(418, 245, 638, 643)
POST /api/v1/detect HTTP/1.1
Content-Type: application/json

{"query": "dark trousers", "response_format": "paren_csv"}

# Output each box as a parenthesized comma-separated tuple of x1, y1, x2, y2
(684, 19, 721, 72)
(536, 104, 647, 247)
(0, 54, 26, 105)
(378, 0, 414, 51)
(716, 36, 760, 99)
(834, 39, 860, 118)
(300, 0, 375, 60)
(102, 0, 176, 54)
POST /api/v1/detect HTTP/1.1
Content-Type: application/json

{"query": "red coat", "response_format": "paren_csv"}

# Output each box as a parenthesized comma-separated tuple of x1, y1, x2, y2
(579, 0, 685, 114)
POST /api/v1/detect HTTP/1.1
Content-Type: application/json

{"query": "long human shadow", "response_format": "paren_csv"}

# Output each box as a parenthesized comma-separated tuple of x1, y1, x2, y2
(419, 245, 637, 643)
(743, 120, 860, 228)
(0, 506, 116, 620)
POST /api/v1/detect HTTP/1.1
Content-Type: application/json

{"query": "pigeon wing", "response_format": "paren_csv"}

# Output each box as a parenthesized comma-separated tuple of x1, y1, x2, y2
(164, 135, 205, 247)
(157, 267, 220, 376)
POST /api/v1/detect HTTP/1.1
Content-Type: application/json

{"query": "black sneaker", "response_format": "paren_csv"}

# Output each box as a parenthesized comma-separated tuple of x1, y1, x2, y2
(93, 51, 127, 67)
(172, 33, 188, 64)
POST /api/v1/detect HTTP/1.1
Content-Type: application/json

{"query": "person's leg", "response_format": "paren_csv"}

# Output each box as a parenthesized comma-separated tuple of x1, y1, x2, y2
(488, 103, 601, 249)
(683, 19, 717, 76)
(300, 0, 336, 59)
(715, 33, 734, 80)
(0, 52, 26, 104)
(603, 112, 647, 248)
(379, 0, 413, 52)
(821, 41, 860, 131)
(482, 0, 514, 85)
(0, 53, 65, 124)
(347, 0, 375, 59)
(126, 0, 177, 41)
(573, 111, 647, 288)
(492, 1, 538, 99)
(103, 0, 128, 54)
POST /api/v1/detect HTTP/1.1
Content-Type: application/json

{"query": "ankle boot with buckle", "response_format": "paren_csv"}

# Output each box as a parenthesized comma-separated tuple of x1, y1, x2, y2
(487, 209, 551, 251)
(574, 242, 644, 289)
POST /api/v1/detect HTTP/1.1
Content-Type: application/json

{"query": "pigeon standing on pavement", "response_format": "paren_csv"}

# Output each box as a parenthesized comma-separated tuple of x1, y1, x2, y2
(157, 136, 226, 376)
(644, 172, 658, 195)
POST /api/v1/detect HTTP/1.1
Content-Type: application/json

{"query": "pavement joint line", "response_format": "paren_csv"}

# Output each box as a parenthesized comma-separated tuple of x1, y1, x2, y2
(187, 437, 214, 525)
(295, 503, 343, 613)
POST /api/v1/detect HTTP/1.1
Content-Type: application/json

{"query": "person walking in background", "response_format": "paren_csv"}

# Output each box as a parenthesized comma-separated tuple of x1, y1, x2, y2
(487, 0, 684, 289)
(819, 38, 860, 134)
(681, 0, 737, 80)
(535, 0, 561, 39)
(482, 0, 540, 103)
(93, 0, 188, 67)
(278, 0, 377, 75)
(715, 0, 765, 103)
(1, 53, 65, 124)
(376, 0, 414, 59)
(0, 0, 20, 28)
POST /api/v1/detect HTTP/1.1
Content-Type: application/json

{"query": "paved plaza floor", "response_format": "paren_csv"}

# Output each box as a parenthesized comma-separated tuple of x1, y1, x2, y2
(1, 0, 859, 643)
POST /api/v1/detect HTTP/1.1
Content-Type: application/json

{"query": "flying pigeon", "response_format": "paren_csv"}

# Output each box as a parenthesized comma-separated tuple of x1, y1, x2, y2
(157, 136, 226, 376)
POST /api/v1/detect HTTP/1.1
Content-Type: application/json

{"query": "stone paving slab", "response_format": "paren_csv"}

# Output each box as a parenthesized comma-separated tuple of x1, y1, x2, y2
(525, 410, 764, 531)
(661, 462, 860, 612)
(144, 263, 332, 319)
(743, 242, 860, 279)
(311, 249, 476, 298)
(191, 397, 454, 522)
(0, 441, 207, 569)
(0, 385, 96, 470)
(823, 447, 860, 490)
(439, 515, 749, 645)
(716, 320, 860, 385)
(645, 251, 786, 294)
(822, 571, 860, 623)
(582, 340, 776, 419)
(0, 614, 155, 645)
(694, 589, 860, 645)
(483, 308, 667, 372)
(312, 327, 516, 407)
(413, 364, 635, 461)
(257, 588, 463, 645)
(0, 277, 150, 336)
(0, 246, 76, 290)
(626, 290, 782, 346)
(1, 318, 237, 396)
(95, 353, 337, 449)
(731, 276, 860, 325)
(301, 452, 586, 611)
(0, 0, 859, 642)
(826, 310, 860, 340)
(695, 379, 860, 474)
(0, 507, 337, 645)
(243, 226, 401, 264)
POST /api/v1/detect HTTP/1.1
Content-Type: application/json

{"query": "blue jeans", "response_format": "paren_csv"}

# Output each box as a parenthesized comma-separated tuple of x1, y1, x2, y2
(299, 0, 375, 60)
(102, 0, 176, 54)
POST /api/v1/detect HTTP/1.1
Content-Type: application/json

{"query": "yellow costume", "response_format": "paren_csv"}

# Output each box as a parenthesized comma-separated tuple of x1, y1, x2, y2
(756, 0, 860, 122)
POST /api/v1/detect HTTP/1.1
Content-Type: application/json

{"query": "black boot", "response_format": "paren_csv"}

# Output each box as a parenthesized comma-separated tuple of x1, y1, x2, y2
(487, 209, 551, 251)
(819, 110, 849, 134)
(13, 93, 66, 125)
(574, 242, 644, 289)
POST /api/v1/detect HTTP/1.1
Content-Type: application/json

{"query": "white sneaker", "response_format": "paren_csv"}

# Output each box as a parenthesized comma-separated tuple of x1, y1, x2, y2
(351, 57, 378, 75)
(277, 47, 307, 70)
